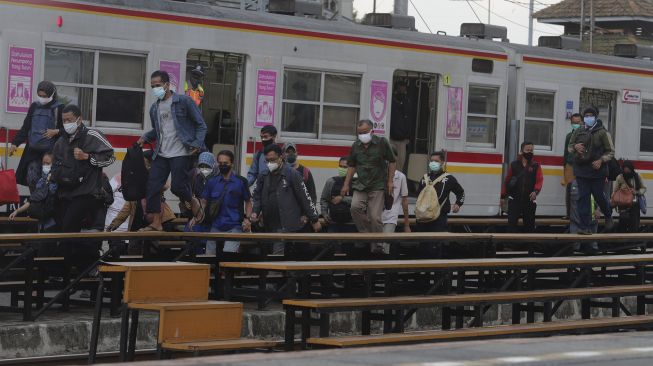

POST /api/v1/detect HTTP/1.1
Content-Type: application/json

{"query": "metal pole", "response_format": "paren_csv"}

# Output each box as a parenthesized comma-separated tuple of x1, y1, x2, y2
(373, 0, 376, 13)
(580, 0, 584, 42)
(528, 0, 534, 46)
(589, 0, 594, 53)
(488, 0, 491, 24)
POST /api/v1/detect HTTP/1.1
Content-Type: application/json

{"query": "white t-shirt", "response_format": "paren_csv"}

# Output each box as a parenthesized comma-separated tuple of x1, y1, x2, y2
(104, 174, 128, 232)
(382, 171, 408, 224)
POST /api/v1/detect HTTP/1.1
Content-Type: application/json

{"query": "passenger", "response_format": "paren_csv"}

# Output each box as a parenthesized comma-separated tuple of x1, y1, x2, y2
(417, 150, 464, 232)
(562, 113, 582, 218)
(181, 151, 218, 219)
(613, 160, 647, 233)
(379, 159, 411, 254)
(51, 104, 115, 271)
(137, 70, 207, 231)
(568, 106, 615, 234)
(8, 81, 63, 191)
(320, 157, 355, 233)
(197, 150, 252, 255)
(104, 174, 128, 233)
(283, 142, 317, 202)
(501, 142, 543, 233)
(247, 125, 277, 187)
(390, 80, 412, 172)
(342, 119, 396, 243)
(251, 144, 321, 257)
(8, 153, 58, 233)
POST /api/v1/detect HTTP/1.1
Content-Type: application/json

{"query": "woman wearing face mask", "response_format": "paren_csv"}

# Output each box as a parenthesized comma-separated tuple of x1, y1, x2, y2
(613, 160, 647, 233)
(417, 151, 465, 242)
(9, 153, 58, 236)
(501, 142, 543, 233)
(180, 152, 218, 240)
(8, 81, 64, 191)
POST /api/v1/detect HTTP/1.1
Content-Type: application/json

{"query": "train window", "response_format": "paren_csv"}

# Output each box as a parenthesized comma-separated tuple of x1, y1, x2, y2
(466, 86, 499, 147)
(45, 46, 146, 128)
(640, 101, 653, 153)
(282, 69, 361, 138)
(472, 59, 494, 74)
(524, 91, 555, 150)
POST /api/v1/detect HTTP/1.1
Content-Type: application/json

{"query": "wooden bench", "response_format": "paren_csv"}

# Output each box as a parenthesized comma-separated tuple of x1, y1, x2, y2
(307, 315, 653, 347)
(283, 284, 653, 349)
(222, 253, 653, 309)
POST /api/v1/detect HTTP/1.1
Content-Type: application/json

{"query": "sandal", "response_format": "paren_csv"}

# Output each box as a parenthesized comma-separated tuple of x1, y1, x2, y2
(139, 225, 162, 232)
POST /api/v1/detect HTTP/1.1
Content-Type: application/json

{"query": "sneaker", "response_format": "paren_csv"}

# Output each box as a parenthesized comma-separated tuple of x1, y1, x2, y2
(577, 229, 592, 235)
(80, 290, 91, 299)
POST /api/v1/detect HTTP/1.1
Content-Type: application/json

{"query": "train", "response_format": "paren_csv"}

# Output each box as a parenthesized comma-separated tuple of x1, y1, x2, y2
(1, 0, 653, 217)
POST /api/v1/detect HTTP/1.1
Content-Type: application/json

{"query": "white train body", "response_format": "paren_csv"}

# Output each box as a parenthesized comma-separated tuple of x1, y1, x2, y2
(1, 0, 652, 216)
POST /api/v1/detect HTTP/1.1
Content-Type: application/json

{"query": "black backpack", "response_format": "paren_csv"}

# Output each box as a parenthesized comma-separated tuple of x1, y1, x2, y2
(121, 143, 148, 201)
(328, 177, 352, 224)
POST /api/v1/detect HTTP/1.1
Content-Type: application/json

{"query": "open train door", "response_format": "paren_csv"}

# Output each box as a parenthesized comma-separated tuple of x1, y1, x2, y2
(390, 71, 438, 195)
(186, 50, 246, 169)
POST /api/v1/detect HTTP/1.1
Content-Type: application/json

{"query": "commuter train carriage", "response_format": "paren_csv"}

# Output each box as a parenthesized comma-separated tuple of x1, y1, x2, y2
(0, 0, 652, 217)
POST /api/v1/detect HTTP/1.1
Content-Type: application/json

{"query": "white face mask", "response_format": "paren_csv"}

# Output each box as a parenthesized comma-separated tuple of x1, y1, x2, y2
(358, 132, 372, 144)
(199, 168, 212, 177)
(63, 118, 80, 135)
(267, 162, 279, 172)
(42, 165, 52, 175)
(37, 96, 53, 105)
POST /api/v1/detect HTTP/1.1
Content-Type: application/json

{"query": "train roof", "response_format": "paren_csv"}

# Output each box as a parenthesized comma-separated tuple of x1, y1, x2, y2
(74, 0, 508, 55)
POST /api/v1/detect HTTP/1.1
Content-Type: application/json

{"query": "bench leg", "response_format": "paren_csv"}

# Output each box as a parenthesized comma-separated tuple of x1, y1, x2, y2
(611, 297, 620, 318)
(301, 309, 310, 348)
(319, 313, 330, 337)
(526, 302, 535, 323)
(223, 270, 234, 301)
(119, 306, 130, 362)
(543, 301, 553, 322)
(442, 307, 451, 330)
(512, 303, 521, 324)
(110, 273, 122, 317)
(88, 276, 104, 364)
(128, 309, 139, 361)
(394, 309, 405, 333)
(23, 254, 34, 321)
(581, 299, 591, 320)
(284, 308, 296, 351)
(637, 296, 646, 316)
(473, 306, 483, 327)
(362, 311, 371, 335)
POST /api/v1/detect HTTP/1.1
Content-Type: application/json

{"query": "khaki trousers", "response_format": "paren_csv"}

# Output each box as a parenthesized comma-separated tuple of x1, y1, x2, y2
(390, 138, 410, 172)
(351, 190, 385, 233)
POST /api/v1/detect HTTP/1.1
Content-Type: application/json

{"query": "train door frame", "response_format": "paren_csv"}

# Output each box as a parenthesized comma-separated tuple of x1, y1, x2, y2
(580, 87, 618, 137)
(186, 49, 246, 170)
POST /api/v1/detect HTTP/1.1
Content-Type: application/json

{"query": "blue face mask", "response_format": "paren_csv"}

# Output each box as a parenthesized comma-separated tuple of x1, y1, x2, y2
(429, 161, 441, 172)
(152, 86, 166, 100)
(584, 116, 596, 127)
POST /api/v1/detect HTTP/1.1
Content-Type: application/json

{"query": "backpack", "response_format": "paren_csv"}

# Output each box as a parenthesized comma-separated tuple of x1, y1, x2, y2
(415, 173, 449, 223)
(28, 178, 56, 220)
(606, 157, 621, 181)
(328, 176, 352, 224)
(121, 143, 148, 201)
(51, 129, 92, 188)
(28, 102, 61, 152)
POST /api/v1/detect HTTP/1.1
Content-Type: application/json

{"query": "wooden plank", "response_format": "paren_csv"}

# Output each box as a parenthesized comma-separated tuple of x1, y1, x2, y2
(123, 266, 210, 303)
(129, 301, 241, 311)
(158, 305, 243, 343)
(307, 315, 653, 347)
(220, 253, 653, 271)
(283, 285, 653, 309)
(162, 338, 278, 351)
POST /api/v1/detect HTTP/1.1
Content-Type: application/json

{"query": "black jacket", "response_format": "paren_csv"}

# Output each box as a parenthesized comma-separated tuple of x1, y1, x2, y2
(253, 164, 319, 232)
(52, 125, 115, 200)
(418, 172, 465, 215)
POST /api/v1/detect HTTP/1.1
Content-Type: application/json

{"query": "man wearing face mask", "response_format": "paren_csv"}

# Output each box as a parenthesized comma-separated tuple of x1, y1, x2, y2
(137, 70, 207, 231)
(197, 150, 252, 255)
(51, 104, 115, 270)
(283, 142, 316, 202)
(321, 157, 355, 233)
(251, 144, 321, 256)
(247, 125, 277, 187)
(501, 142, 543, 233)
(568, 106, 615, 234)
(561, 113, 582, 218)
(9, 80, 64, 190)
(342, 120, 396, 238)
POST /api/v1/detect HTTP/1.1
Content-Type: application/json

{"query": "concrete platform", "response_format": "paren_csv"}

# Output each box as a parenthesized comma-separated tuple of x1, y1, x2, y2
(1, 295, 651, 361)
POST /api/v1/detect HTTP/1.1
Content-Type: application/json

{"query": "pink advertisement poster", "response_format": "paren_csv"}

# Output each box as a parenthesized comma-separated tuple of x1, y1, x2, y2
(159, 60, 181, 92)
(369, 80, 388, 134)
(255, 69, 277, 128)
(446, 87, 463, 139)
(6, 46, 35, 114)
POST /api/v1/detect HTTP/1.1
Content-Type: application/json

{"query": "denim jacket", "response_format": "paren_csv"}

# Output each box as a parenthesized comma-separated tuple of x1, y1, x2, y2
(142, 92, 207, 158)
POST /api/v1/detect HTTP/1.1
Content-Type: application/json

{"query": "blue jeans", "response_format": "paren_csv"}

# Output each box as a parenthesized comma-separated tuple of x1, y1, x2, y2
(206, 226, 243, 255)
(146, 155, 192, 214)
(577, 176, 611, 231)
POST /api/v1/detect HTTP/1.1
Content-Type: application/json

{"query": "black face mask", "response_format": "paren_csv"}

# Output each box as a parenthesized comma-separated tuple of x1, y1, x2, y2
(262, 139, 274, 147)
(285, 154, 297, 164)
(523, 152, 534, 161)
(218, 164, 231, 175)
